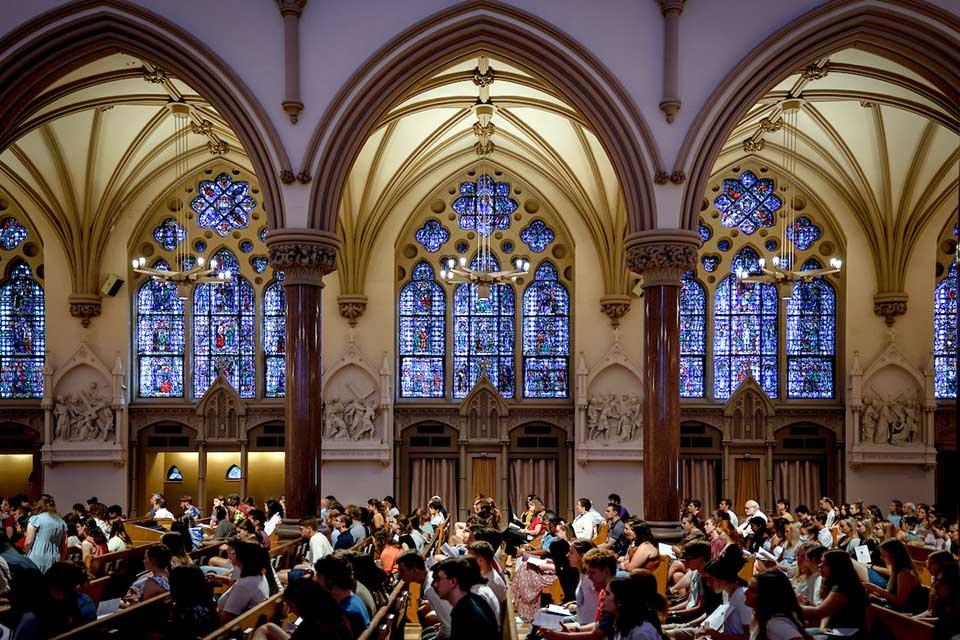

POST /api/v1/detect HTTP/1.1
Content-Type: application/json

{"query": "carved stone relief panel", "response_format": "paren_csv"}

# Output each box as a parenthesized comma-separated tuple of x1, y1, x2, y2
(323, 363, 382, 442)
(53, 380, 114, 443)
(585, 394, 641, 442)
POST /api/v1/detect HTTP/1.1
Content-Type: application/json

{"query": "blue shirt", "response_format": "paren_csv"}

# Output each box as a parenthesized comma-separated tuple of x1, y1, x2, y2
(334, 530, 355, 550)
(340, 592, 371, 636)
(542, 532, 558, 552)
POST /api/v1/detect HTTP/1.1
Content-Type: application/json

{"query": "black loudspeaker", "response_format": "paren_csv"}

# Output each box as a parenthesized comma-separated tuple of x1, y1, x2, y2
(101, 274, 124, 297)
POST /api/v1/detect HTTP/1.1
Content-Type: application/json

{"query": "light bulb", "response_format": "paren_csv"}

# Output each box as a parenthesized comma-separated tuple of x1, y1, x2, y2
(459, 256, 467, 267)
(223, 270, 232, 279)
(132, 259, 139, 269)
(772, 256, 780, 267)
(210, 258, 218, 269)
(758, 258, 766, 268)
(197, 256, 205, 267)
(440, 269, 447, 279)
(830, 258, 842, 269)
(524, 260, 530, 271)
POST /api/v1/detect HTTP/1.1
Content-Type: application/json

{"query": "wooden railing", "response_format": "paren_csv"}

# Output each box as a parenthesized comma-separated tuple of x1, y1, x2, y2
(358, 580, 408, 640)
(50, 593, 171, 640)
(201, 592, 287, 640)
(866, 604, 933, 640)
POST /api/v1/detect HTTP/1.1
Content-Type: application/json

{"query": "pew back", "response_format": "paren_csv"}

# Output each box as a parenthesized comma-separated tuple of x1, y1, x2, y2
(201, 592, 286, 640)
(866, 604, 933, 640)
(50, 593, 171, 640)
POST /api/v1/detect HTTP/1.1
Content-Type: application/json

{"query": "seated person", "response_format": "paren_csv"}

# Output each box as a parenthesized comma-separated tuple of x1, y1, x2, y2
(801, 550, 866, 636)
(250, 577, 354, 640)
(13, 562, 96, 638)
(863, 538, 928, 614)
(278, 517, 332, 585)
(333, 514, 356, 551)
(313, 553, 371, 637)
(526, 512, 563, 557)
(215, 540, 273, 623)
(433, 557, 499, 639)
(207, 506, 235, 542)
(621, 521, 660, 572)
(468, 540, 507, 607)
(664, 541, 715, 623)
(597, 503, 626, 556)
(538, 548, 618, 639)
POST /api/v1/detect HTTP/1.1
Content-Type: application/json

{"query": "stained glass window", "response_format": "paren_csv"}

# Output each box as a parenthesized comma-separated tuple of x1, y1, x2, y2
(239, 240, 254, 253)
(399, 262, 446, 398)
(152, 218, 187, 251)
(714, 170, 782, 234)
(454, 253, 515, 398)
(194, 239, 207, 253)
(680, 272, 706, 398)
(226, 465, 241, 480)
(786, 259, 835, 398)
(765, 238, 778, 252)
(452, 175, 518, 237)
(520, 220, 555, 253)
(0, 262, 44, 398)
(415, 220, 450, 253)
(263, 273, 286, 398)
(522, 262, 568, 398)
(699, 223, 712, 243)
(137, 260, 184, 398)
(786, 216, 821, 250)
(252, 256, 269, 273)
(934, 261, 957, 398)
(0, 217, 28, 251)
(701, 256, 720, 272)
(166, 466, 183, 482)
(718, 239, 731, 251)
(190, 172, 256, 237)
(501, 241, 514, 254)
(193, 249, 255, 398)
(259, 227, 268, 242)
(713, 247, 778, 399)
(456, 241, 469, 254)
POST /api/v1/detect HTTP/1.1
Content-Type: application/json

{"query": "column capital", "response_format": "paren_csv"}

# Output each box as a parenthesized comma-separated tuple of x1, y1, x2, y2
(275, 0, 307, 18)
(873, 291, 908, 325)
(625, 229, 700, 287)
(266, 228, 339, 286)
(657, 0, 686, 16)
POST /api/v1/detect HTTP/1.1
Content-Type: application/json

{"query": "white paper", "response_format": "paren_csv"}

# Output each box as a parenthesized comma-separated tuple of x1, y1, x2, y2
(755, 546, 781, 562)
(855, 545, 871, 565)
(824, 628, 859, 637)
(545, 604, 570, 616)
(526, 556, 551, 568)
(658, 543, 677, 558)
(532, 611, 566, 630)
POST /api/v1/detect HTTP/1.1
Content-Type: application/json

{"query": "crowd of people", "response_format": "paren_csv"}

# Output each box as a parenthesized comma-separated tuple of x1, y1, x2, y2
(1, 490, 960, 639)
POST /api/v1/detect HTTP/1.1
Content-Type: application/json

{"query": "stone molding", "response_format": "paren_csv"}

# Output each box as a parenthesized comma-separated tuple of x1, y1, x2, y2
(598, 294, 631, 327)
(625, 229, 700, 287)
(266, 229, 339, 286)
(873, 291, 908, 325)
(337, 294, 369, 326)
(68, 293, 102, 327)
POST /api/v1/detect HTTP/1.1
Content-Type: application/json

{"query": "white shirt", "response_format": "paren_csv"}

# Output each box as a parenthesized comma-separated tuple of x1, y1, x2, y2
(305, 531, 333, 565)
(217, 575, 269, 616)
(749, 616, 806, 640)
(423, 572, 500, 639)
(721, 509, 739, 528)
(572, 512, 596, 540)
(153, 507, 175, 520)
(824, 509, 836, 528)
(576, 574, 599, 625)
(721, 587, 752, 635)
(484, 569, 507, 605)
(613, 622, 661, 640)
(264, 513, 283, 536)
(430, 513, 444, 526)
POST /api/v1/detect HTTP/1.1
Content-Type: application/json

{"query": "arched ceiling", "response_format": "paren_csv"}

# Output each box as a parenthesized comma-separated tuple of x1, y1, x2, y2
(338, 55, 629, 298)
(0, 52, 249, 297)
(714, 48, 959, 295)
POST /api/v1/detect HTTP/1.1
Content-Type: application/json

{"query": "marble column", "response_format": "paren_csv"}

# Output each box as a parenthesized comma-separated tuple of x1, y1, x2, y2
(267, 229, 339, 519)
(626, 230, 699, 538)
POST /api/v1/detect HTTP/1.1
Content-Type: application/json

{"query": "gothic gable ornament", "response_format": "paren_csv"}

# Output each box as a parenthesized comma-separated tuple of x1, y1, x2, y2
(576, 338, 644, 463)
(847, 331, 936, 468)
(195, 375, 246, 440)
(42, 344, 126, 466)
(459, 373, 509, 440)
(723, 374, 775, 441)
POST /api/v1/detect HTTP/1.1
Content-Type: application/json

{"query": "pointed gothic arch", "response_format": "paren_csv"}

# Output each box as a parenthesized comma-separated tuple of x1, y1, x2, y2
(304, 0, 662, 235)
(0, 0, 290, 229)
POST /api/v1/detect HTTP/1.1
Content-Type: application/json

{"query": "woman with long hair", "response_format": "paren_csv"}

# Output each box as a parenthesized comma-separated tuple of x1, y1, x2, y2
(747, 569, 811, 640)
(215, 540, 272, 622)
(79, 517, 109, 564)
(801, 550, 866, 632)
(249, 576, 354, 640)
(780, 522, 803, 565)
(107, 519, 132, 552)
(263, 499, 284, 536)
(836, 518, 860, 556)
(568, 539, 599, 627)
(699, 557, 752, 638)
(863, 538, 927, 613)
(162, 531, 194, 568)
(167, 565, 218, 639)
(603, 575, 664, 639)
(24, 494, 67, 573)
(620, 521, 660, 572)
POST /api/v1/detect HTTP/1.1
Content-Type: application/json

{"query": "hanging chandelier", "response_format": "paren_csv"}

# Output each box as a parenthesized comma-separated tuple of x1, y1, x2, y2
(132, 102, 226, 299)
(737, 97, 841, 298)
(438, 56, 530, 299)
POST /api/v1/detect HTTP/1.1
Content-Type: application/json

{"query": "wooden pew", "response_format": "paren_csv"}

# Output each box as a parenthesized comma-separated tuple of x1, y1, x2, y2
(502, 573, 520, 640)
(866, 604, 933, 640)
(358, 580, 407, 640)
(654, 555, 670, 595)
(591, 522, 609, 546)
(88, 544, 151, 579)
(906, 545, 932, 564)
(201, 592, 286, 640)
(78, 575, 112, 607)
(128, 523, 167, 545)
(50, 593, 172, 640)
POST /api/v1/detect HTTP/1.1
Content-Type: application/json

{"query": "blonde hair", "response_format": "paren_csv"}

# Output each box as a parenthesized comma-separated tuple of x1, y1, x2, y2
(34, 494, 59, 516)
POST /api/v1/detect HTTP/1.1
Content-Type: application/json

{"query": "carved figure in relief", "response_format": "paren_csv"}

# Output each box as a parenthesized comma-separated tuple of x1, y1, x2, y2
(324, 396, 378, 441)
(52, 382, 114, 442)
(859, 387, 922, 446)
(324, 398, 350, 439)
(585, 394, 641, 442)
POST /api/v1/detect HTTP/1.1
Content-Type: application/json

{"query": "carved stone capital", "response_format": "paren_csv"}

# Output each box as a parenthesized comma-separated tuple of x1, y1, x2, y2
(743, 138, 765, 153)
(338, 294, 368, 326)
(625, 229, 700, 287)
(599, 294, 632, 327)
(275, 0, 307, 17)
(659, 99, 681, 124)
(266, 229, 339, 287)
(873, 291, 908, 325)
(282, 100, 304, 125)
(68, 294, 102, 327)
(801, 62, 830, 81)
(280, 170, 296, 184)
(658, 0, 686, 15)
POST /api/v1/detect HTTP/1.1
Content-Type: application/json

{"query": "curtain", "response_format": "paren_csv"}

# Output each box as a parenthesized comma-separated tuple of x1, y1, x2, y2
(410, 457, 458, 516)
(471, 458, 498, 502)
(509, 458, 557, 515)
(680, 458, 718, 514)
(734, 458, 761, 514)
(775, 459, 821, 514)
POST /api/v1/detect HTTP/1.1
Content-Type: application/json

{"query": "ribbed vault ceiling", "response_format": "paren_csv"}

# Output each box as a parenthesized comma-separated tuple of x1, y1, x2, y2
(715, 48, 959, 294)
(338, 55, 629, 297)
(0, 53, 249, 297)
